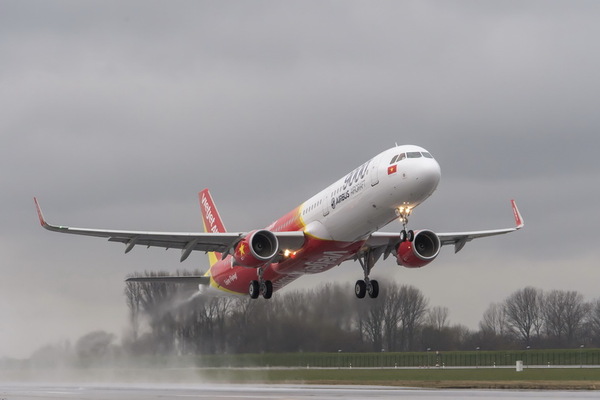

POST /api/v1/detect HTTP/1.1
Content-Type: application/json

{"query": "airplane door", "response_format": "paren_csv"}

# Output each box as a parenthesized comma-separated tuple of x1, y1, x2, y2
(370, 156, 380, 186)
(322, 193, 330, 216)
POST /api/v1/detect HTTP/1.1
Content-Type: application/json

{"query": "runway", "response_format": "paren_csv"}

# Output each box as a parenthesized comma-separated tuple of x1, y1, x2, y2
(1, 384, 599, 400)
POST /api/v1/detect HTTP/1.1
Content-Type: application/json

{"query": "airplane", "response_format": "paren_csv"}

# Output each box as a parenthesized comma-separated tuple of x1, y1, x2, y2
(34, 144, 524, 300)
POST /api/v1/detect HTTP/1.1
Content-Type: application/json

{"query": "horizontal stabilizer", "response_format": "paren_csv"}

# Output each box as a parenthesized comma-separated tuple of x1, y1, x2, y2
(125, 276, 210, 285)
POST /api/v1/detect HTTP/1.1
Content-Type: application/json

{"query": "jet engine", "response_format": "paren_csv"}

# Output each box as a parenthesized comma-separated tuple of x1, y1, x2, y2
(233, 229, 279, 268)
(396, 229, 441, 268)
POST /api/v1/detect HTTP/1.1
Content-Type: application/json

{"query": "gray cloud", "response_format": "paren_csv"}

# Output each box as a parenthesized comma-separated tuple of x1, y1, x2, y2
(2, 1, 600, 357)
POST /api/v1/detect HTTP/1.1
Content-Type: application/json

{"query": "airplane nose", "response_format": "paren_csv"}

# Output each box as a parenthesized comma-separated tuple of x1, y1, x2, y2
(414, 158, 441, 198)
(424, 159, 441, 189)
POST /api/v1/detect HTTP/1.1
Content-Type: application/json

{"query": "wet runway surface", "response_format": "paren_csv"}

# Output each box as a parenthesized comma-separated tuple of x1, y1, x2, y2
(1, 384, 599, 400)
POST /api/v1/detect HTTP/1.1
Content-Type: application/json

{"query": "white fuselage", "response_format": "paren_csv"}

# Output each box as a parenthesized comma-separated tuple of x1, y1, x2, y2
(297, 145, 441, 243)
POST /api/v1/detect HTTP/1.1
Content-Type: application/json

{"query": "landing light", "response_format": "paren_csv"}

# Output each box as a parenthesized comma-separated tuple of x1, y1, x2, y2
(396, 206, 412, 215)
(284, 249, 298, 259)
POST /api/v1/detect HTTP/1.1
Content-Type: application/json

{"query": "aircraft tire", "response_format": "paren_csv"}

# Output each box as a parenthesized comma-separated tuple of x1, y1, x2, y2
(367, 280, 379, 298)
(262, 280, 273, 299)
(355, 280, 367, 299)
(407, 230, 415, 242)
(249, 280, 260, 299)
(400, 230, 407, 242)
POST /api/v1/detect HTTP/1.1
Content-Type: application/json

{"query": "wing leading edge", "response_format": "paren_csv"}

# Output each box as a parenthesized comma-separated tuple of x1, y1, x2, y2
(34, 198, 305, 262)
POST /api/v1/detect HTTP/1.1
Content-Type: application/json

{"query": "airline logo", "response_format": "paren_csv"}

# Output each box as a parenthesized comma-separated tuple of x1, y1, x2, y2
(224, 272, 238, 286)
(199, 190, 225, 233)
(199, 189, 226, 268)
(388, 165, 397, 175)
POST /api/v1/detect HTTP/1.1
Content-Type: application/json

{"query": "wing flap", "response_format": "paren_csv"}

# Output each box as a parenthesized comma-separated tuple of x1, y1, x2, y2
(107, 234, 235, 253)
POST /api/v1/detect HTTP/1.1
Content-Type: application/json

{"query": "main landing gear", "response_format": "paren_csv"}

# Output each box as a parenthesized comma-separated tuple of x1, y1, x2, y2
(249, 267, 273, 299)
(356, 249, 379, 299)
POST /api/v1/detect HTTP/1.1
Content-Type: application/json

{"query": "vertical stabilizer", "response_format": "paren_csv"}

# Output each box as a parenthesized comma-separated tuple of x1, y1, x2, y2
(198, 189, 227, 267)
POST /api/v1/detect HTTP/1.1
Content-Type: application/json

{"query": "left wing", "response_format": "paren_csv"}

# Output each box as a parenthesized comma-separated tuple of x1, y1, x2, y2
(362, 200, 524, 258)
(34, 198, 304, 262)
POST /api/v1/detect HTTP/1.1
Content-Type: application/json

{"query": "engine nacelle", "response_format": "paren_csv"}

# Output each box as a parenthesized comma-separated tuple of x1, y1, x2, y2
(396, 229, 441, 268)
(233, 229, 279, 268)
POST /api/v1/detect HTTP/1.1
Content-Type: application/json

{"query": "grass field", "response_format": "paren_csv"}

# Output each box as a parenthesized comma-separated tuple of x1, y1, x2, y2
(196, 367, 600, 389)
(182, 348, 600, 368)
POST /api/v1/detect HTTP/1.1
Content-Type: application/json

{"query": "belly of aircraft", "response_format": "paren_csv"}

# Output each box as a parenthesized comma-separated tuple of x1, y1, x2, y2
(208, 237, 364, 295)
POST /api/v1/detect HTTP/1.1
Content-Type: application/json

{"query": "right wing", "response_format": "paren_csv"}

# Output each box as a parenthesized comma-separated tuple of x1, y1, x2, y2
(34, 198, 304, 262)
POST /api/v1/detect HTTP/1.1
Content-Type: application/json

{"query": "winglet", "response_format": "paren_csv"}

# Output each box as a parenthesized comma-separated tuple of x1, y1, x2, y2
(34, 197, 48, 228)
(511, 199, 524, 229)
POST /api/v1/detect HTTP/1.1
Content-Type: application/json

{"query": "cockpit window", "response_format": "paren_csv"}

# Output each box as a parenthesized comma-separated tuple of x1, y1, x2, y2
(390, 155, 398, 164)
(407, 152, 422, 158)
(422, 152, 433, 159)
(397, 153, 406, 161)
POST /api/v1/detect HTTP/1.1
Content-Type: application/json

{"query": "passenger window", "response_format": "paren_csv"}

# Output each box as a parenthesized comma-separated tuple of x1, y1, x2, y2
(407, 152, 422, 158)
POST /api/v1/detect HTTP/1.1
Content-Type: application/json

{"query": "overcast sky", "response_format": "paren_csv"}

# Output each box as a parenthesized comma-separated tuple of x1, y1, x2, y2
(2, 1, 600, 358)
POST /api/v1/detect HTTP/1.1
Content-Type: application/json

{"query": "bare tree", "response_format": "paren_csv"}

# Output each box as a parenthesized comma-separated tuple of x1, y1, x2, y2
(543, 290, 589, 347)
(382, 283, 403, 352)
(124, 280, 142, 341)
(503, 287, 543, 346)
(420, 306, 453, 351)
(427, 306, 450, 330)
(75, 330, 115, 364)
(398, 285, 429, 351)
(356, 294, 385, 351)
(589, 299, 600, 347)
(480, 302, 509, 336)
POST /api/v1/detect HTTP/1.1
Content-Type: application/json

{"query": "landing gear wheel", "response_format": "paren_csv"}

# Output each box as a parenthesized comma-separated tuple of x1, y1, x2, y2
(249, 280, 260, 299)
(400, 230, 407, 242)
(407, 230, 415, 242)
(355, 280, 367, 299)
(261, 280, 273, 299)
(367, 280, 379, 298)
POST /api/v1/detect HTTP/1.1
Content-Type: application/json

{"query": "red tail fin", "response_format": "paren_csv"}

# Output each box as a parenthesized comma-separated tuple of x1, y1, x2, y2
(199, 189, 227, 267)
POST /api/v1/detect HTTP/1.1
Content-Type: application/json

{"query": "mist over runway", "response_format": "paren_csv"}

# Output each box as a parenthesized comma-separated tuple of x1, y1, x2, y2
(2, 384, 600, 400)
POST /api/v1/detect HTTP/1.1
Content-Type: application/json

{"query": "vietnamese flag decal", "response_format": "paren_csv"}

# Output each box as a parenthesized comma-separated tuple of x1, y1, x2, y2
(387, 165, 397, 175)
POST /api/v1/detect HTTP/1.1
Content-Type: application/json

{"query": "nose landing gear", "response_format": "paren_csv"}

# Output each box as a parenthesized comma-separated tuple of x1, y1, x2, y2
(397, 206, 414, 242)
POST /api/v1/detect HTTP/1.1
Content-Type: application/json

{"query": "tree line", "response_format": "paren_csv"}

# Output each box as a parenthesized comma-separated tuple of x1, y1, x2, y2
(122, 272, 600, 356)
